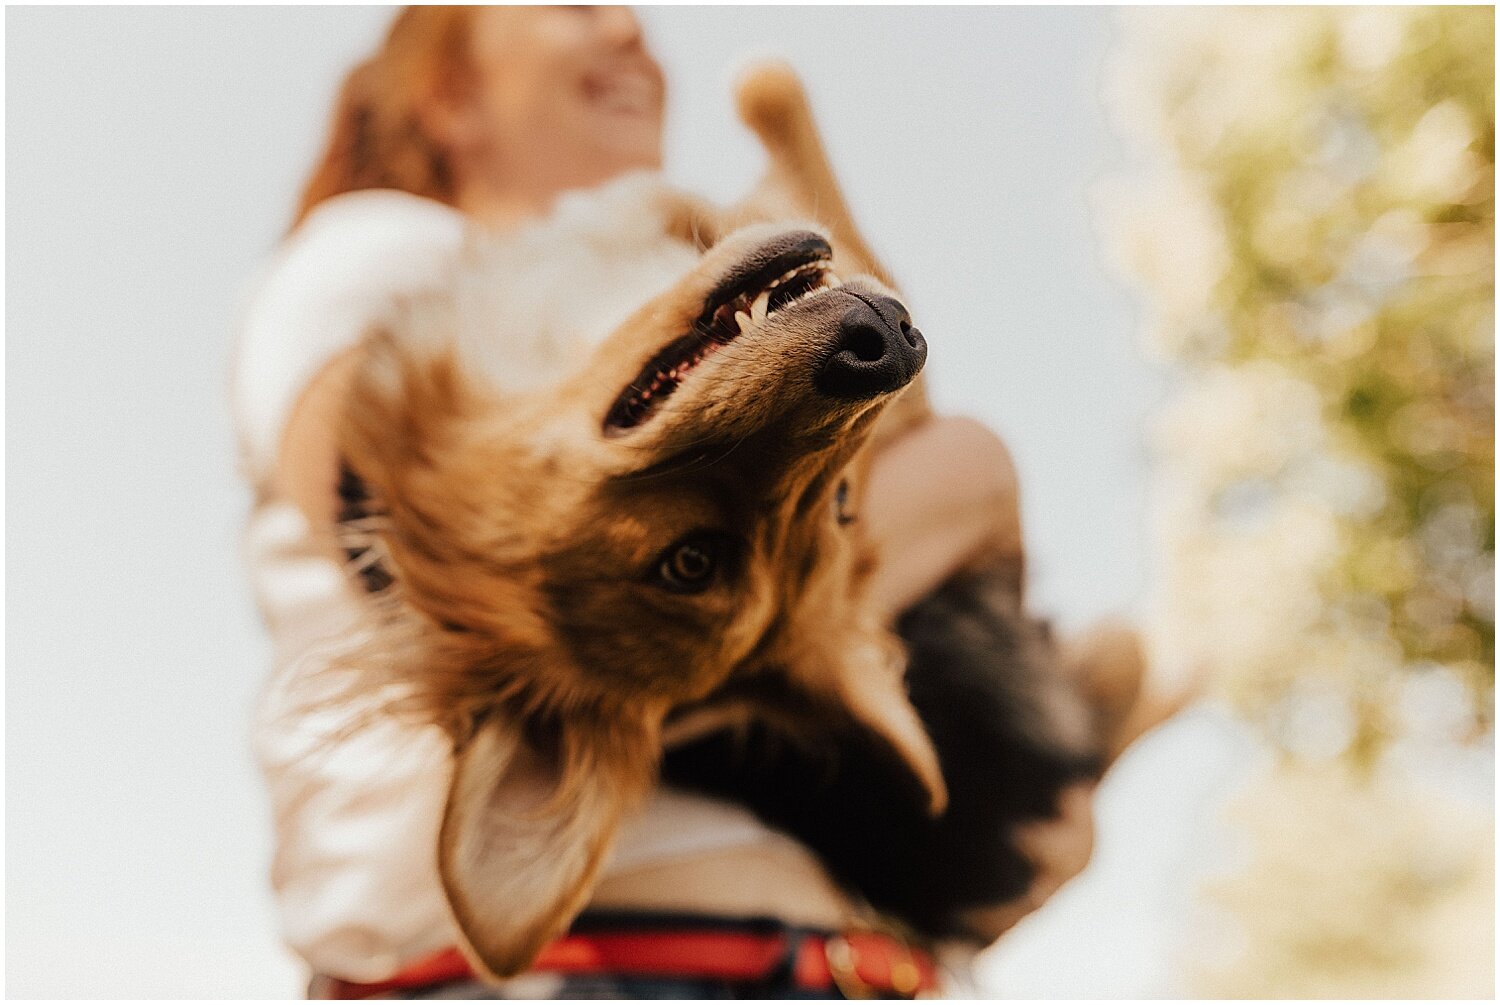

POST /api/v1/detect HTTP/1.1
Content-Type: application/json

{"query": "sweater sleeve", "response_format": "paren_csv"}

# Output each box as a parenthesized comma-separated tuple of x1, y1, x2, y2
(230, 190, 466, 486)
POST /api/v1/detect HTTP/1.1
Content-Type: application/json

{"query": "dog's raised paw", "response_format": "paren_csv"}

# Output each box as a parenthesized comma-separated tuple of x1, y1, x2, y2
(735, 61, 809, 141)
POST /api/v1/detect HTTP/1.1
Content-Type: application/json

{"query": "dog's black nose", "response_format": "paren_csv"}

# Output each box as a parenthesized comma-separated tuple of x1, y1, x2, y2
(816, 293, 927, 400)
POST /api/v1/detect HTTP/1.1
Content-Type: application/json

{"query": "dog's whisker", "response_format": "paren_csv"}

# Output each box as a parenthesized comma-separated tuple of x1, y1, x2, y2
(612, 431, 755, 483)
(346, 549, 387, 574)
(339, 516, 392, 534)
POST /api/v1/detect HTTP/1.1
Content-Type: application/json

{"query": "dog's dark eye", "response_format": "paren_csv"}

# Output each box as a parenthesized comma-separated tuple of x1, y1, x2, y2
(834, 478, 856, 526)
(654, 536, 721, 593)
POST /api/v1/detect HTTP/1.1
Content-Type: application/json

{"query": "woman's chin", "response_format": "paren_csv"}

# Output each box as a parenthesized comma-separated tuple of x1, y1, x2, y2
(589, 135, 665, 178)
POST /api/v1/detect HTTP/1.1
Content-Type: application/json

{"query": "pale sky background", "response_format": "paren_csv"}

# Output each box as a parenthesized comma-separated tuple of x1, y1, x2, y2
(6, 7, 1243, 998)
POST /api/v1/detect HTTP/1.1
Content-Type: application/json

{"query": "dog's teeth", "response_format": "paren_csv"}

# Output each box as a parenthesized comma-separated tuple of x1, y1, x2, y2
(752, 291, 770, 322)
(735, 310, 753, 334)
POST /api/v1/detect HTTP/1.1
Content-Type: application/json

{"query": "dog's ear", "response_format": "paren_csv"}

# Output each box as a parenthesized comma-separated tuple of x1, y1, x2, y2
(653, 186, 726, 253)
(438, 713, 658, 980)
(817, 635, 947, 815)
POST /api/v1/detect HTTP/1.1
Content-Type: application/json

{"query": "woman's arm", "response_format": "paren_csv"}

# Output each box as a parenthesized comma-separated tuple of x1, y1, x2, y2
(860, 415, 1023, 621)
(273, 346, 363, 554)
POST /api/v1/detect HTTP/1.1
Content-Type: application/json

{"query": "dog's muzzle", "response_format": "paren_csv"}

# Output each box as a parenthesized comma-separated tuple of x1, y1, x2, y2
(816, 291, 927, 400)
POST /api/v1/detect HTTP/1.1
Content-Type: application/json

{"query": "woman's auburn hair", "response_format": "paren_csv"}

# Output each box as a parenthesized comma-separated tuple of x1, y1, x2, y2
(292, 6, 474, 230)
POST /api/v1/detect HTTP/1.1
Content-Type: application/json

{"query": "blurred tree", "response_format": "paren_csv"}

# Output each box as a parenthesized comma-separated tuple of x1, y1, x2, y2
(1101, 7, 1493, 996)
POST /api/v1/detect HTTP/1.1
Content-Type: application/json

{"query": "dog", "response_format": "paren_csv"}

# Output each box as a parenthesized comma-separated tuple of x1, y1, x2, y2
(332, 64, 1160, 982)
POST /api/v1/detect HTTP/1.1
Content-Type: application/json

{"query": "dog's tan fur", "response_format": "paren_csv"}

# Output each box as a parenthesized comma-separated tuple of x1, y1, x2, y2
(333, 65, 1161, 980)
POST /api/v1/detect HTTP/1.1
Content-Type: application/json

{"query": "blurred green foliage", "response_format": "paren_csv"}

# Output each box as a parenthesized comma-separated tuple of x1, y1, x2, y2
(1109, 6, 1493, 764)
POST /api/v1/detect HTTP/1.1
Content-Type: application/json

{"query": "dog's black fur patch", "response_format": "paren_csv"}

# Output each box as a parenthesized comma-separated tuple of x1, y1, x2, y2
(661, 564, 1103, 941)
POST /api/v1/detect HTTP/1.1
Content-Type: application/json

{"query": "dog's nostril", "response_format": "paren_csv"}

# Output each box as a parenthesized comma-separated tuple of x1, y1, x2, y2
(816, 294, 927, 400)
(846, 324, 886, 363)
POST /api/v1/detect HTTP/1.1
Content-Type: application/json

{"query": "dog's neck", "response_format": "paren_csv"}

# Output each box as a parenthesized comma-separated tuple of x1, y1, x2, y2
(440, 173, 700, 397)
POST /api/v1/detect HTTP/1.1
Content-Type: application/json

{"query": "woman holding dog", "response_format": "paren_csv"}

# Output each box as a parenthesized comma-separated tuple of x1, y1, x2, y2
(236, 7, 1105, 998)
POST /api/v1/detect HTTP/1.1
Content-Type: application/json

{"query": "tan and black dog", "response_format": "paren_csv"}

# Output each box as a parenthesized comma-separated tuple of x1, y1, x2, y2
(333, 64, 1160, 980)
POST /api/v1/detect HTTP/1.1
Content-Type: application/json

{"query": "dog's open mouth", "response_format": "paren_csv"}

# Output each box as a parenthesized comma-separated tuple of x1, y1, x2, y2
(604, 236, 841, 433)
